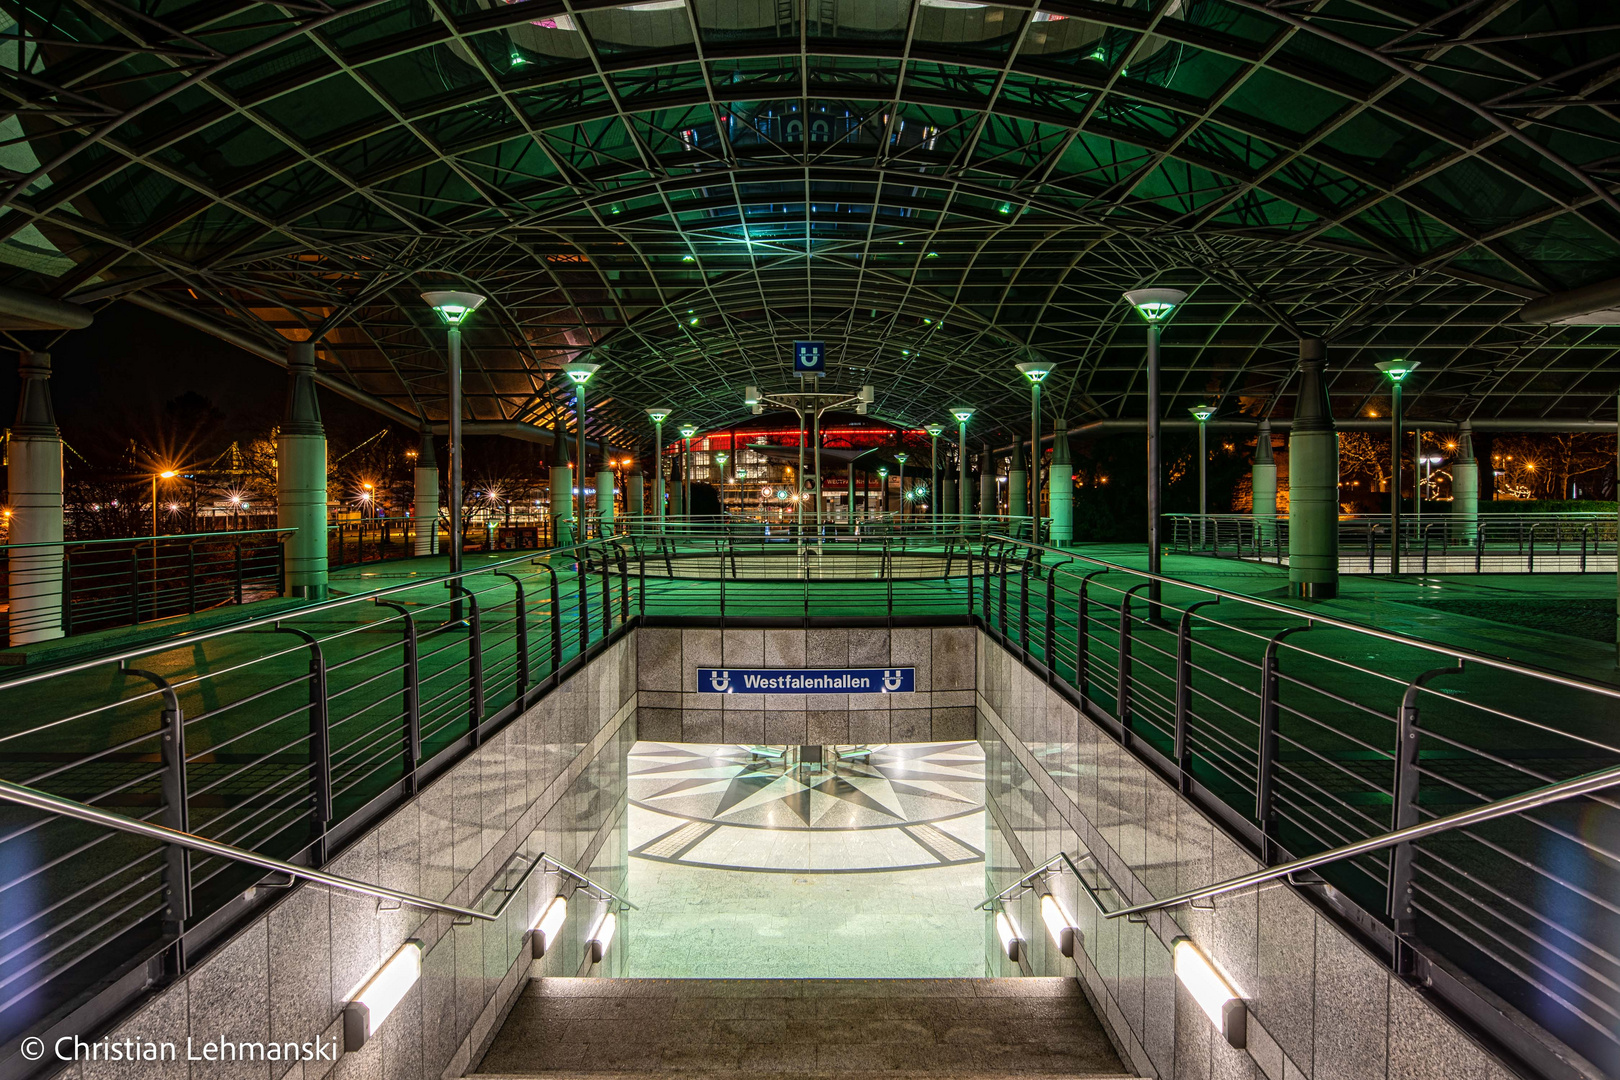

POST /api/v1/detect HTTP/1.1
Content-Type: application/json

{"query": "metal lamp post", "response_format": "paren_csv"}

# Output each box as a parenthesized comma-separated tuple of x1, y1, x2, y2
(895, 453, 907, 523)
(952, 408, 974, 523)
(1190, 404, 1216, 548)
(647, 408, 671, 524)
(1015, 360, 1051, 540)
(562, 362, 601, 539)
(679, 425, 697, 521)
(1375, 359, 1419, 573)
(925, 424, 944, 528)
(422, 289, 487, 583)
(1123, 287, 1189, 614)
(714, 452, 729, 513)
(877, 466, 889, 519)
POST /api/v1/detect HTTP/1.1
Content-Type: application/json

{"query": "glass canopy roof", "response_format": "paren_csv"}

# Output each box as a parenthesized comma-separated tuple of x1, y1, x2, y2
(2, 0, 1619, 448)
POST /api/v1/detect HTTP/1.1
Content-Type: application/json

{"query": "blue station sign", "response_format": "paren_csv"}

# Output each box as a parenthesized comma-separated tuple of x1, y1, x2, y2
(792, 340, 826, 375)
(697, 667, 915, 694)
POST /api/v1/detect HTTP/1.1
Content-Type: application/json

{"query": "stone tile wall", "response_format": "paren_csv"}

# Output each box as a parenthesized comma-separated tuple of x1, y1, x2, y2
(976, 630, 1519, 1080)
(61, 633, 637, 1080)
(635, 625, 976, 744)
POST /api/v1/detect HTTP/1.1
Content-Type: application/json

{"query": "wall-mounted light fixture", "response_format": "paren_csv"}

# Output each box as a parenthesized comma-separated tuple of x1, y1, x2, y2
(589, 910, 617, 964)
(995, 910, 1023, 963)
(1040, 894, 1078, 958)
(343, 941, 423, 1052)
(1173, 937, 1246, 1048)
(532, 895, 567, 956)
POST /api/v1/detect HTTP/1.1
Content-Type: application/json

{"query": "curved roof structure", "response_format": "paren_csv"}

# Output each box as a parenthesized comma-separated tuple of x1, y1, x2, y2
(4, 0, 1620, 446)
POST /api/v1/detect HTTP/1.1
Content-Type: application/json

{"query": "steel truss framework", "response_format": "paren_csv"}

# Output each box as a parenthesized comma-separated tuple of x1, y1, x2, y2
(2, 0, 1619, 451)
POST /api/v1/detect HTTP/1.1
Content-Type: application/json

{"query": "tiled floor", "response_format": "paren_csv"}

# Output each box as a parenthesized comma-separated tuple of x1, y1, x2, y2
(623, 741, 988, 978)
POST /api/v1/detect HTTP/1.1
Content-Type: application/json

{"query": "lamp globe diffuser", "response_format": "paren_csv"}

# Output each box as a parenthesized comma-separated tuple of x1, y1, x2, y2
(421, 290, 486, 325)
(1123, 287, 1188, 324)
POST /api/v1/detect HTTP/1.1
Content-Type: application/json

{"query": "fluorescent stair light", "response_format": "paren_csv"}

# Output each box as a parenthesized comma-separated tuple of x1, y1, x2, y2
(589, 911, 617, 964)
(532, 895, 566, 956)
(343, 941, 422, 1052)
(1040, 894, 1078, 958)
(1173, 937, 1246, 1048)
(995, 911, 1023, 963)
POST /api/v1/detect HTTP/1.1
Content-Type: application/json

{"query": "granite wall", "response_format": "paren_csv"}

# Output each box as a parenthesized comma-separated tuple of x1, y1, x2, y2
(977, 630, 1520, 1080)
(634, 625, 977, 744)
(58, 633, 636, 1080)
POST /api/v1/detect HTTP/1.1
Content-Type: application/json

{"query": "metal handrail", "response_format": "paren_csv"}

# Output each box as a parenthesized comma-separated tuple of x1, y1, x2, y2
(0, 777, 496, 922)
(476, 850, 636, 920)
(1105, 758, 1620, 920)
(988, 534, 1620, 703)
(0, 536, 617, 693)
(0, 526, 294, 551)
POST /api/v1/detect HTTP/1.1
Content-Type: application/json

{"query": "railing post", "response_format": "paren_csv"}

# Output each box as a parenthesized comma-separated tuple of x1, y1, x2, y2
(1389, 663, 1463, 976)
(601, 543, 613, 633)
(233, 542, 244, 605)
(1475, 523, 1484, 573)
(1117, 583, 1149, 735)
(1174, 598, 1222, 795)
(60, 551, 72, 638)
(1257, 624, 1313, 864)
(130, 546, 141, 625)
(1018, 551, 1031, 647)
(1077, 569, 1108, 705)
(997, 545, 1010, 635)
(274, 625, 332, 857)
(128, 667, 190, 944)
(1528, 524, 1537, 573)
(467, 589, 485, 744)
(536, 561, 562, 679)
(187, 542, 198, 615)
(494, 573, 530, 696)
(578, 548, 590, 651)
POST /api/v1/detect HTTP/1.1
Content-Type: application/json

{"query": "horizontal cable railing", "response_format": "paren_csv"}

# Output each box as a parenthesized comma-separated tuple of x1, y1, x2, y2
(0, 538, 637, 1048)
(973, 533, 1620, 1079)
(1, 527, 291, 642)
(1165, 512, 1618, 573)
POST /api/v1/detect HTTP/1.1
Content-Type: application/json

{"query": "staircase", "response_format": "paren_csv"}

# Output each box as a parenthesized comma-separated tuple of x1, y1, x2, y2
(474, 977, 1136, 1077)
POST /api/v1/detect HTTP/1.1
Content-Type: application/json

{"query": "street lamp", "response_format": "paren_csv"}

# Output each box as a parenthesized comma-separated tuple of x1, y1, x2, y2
(151, 468, 177, 600)
(1375, 359, 1419, 573)
(647, 408, 671, 522)
(951, 408, 974, 522)
(679, 425, 697, 519)
(895, 452, 908, 523)
(1016, 360, 1051, 538)
(877, 466, 889, 519)
(1190, 405, 1216, 547)
(562, 362, 601, 537)
(422, 289, 487, 585)
(1123, 287, 1188, 612)
(924, 424, 944, 527)
(714, 451, 730, 512)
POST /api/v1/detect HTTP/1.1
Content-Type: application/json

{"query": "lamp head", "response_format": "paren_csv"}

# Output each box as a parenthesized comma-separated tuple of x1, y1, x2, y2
(1375, 359, 1420, 384)
(1015, 360, 1052, 384)
(878, 467, 889, 478)
(1123, 287, 1189, 324)
(925, 424, 944, 438)
(896, 452, 908, 464)
(563, 362, 601, 386)
(951, 407, 975, 425)
(743, 386, 761, 406)
(1189, 405, 1216, 422)
(646, 408, 671, 425)
(158, 470, 176, 479)
(421, 290, 487, 326)
(679, 425, 697, 439)
(714, 452, 729, 465)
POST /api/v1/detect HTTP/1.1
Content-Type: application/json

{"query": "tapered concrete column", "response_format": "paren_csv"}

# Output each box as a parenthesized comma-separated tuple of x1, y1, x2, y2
(1007, 441, 1027, 532)
(1451, 420, 1478, 546)
(8, 351, 63, 644)
(1252, 419, 1277, 543)
(626, 460, 645, 518)
(979, 449, 995, 519)
(1288, 338, 1337, 599)
(277, 342, 328, 599)
(1048, 424, 1074, 546)
(595, 448, 616, 533)
(413, 433, 439, 556)
(668, 458, 684, 517)
(942, 478, 957, 517)
(550, 437, 574, 547)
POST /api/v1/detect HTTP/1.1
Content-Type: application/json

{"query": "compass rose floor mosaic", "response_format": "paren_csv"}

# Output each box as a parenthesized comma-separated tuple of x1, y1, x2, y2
(624, 741, 988, 978)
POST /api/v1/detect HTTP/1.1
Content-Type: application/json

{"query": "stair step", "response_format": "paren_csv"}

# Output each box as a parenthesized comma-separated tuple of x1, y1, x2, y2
(473, 978, 1132, 1077)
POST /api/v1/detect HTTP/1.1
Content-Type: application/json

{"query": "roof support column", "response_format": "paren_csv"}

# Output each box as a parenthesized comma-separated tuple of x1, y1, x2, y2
(1008, 441, 1027, 538)
(596, 448, 616, 534)
(551, 437, 574, 548)
(1288, 338, 1337, 599)
(1049, 424, 1074, 547)
(979, 448, 995, 521)
(413, 433, 439, 557)
(278, 342, 328, 600)
(8, 351, 63, 644)
(1450, 421, 1478, 548)
(1252, 420, 1277, 547)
